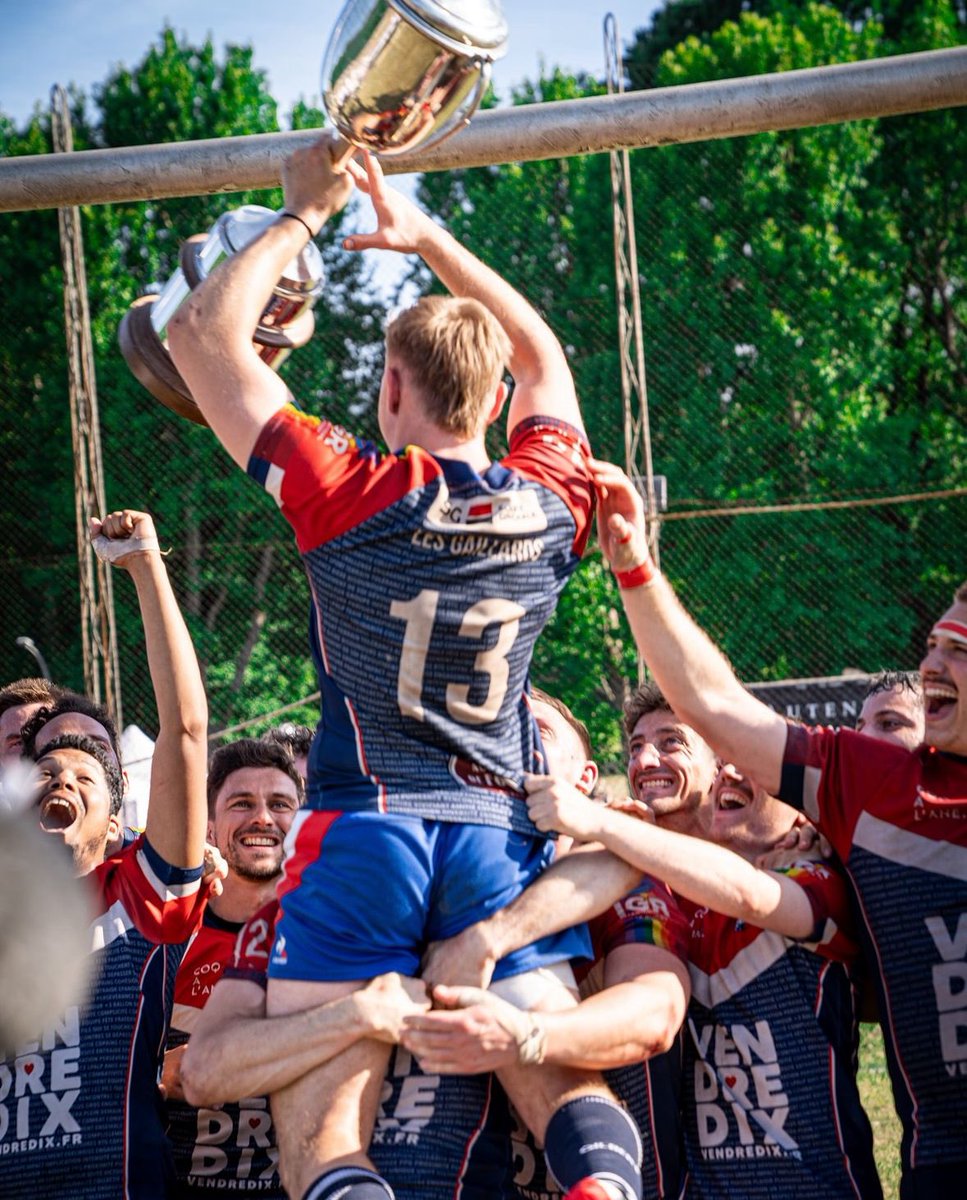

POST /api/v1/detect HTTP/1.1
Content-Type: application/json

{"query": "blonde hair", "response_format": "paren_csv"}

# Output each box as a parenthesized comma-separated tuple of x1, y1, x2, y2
(386, 295, 511, 436)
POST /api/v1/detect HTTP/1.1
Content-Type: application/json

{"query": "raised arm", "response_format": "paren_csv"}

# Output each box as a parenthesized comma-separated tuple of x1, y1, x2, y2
(591, 459, 787, 793)
(92, 510, 207, 869)
(181, 972, 428, 1106)
(343, 152, 582, 434)
(421, 843, 641, 989)
(525, 775, 816, 939)
(167, 133, 355, 468)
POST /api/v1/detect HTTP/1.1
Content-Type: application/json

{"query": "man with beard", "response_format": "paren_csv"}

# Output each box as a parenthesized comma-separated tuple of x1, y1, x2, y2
(163, 738, 304, 1199)
(523, 744, 880, 1197)
(589, 457, 967, 1197)
(0, 509, 209, 1199)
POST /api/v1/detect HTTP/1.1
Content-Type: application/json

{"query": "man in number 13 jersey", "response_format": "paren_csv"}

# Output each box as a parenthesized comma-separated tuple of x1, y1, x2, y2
(168, 141, 643, 1200)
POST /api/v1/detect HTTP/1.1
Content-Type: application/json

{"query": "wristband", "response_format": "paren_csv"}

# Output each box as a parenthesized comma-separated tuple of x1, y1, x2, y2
(279, 211, 317, 240)
(445, 987, 548, 1066)
(614, 558, 658, 589)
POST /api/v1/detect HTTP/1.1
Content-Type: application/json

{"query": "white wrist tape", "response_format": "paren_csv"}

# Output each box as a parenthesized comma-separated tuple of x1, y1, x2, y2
(490, 1000, 547, 1066)
(91, 534, 161, 563)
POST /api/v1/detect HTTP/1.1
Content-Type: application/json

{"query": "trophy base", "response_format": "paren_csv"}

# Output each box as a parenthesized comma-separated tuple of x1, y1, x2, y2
(119, 296, 207, 426)
(119, 296, 317, 427)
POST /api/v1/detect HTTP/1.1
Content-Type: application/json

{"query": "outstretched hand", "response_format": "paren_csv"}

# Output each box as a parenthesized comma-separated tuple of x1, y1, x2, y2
(343, 151, 435, 256)
(90, 510, 161, 569)
(589, 458, 650, 573)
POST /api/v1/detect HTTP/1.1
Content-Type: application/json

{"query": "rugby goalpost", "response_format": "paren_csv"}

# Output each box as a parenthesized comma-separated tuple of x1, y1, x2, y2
(0, 46, 965, 212)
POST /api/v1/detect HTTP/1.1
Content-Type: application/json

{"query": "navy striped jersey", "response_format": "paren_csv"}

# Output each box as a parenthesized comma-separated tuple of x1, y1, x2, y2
(247, 407, 593, 835)
(0, 836, 206, 1198)
(680, 860, 881, 1199)
(506, 875, 691, 1200)
(372, 1045, 514, 1200)
(230, 899, 515, 1198)
(780, 726, 967, 1180)
(166, 907, 282, 1197)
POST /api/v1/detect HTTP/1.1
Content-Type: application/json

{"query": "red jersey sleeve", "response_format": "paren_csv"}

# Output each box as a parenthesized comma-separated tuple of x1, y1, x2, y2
(246, 404, 442, 554)
(503, 416, 594, 556)
(779, 859, 858, 962)
(93, 834, 207, 947)
(589, 875, 691, 964)
(780, 722, 917, 860)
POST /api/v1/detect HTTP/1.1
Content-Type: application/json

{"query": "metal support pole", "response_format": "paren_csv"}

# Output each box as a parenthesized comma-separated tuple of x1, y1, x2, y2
(606, 14, 656, 687)
(605, 15, 659, 565)
(52, 86, 123, 728)
(1, 47, 966, 212)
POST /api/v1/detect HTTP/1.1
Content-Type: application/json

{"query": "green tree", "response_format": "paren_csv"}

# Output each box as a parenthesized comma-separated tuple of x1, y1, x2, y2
(412, 5, 966, 760)
(0, 28, 386, 733)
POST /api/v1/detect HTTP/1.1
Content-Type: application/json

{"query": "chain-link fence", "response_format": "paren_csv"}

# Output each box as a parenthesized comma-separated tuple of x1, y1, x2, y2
(1, 98, 964, 770)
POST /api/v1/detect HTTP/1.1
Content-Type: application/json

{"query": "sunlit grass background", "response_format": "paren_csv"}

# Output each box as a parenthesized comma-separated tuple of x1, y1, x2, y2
(859, 1024, 902, 1196)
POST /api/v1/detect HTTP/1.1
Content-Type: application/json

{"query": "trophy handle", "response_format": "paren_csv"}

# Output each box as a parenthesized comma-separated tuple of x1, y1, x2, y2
(330, 134, 358, 169)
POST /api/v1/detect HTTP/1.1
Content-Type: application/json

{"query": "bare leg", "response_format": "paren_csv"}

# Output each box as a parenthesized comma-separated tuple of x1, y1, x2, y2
(267, 978, 394, 1200)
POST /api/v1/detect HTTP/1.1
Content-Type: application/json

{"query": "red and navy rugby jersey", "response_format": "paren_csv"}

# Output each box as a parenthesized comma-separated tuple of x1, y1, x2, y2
(508, 875, 691, 1200)
(0, 836, 206, 1199)
(247, 407, 593, 835)
(166, 907, 282, 1198)
(681, 861, 881, 1199)
(780, 726, 967, 1177)
(230, 900, 515, 1199)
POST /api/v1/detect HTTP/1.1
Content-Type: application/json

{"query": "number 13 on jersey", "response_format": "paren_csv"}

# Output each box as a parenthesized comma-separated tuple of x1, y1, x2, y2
(390, 589, 525, 726)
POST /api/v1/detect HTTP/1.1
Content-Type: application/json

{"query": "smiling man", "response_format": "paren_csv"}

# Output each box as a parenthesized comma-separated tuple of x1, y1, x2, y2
(623, 685, 718, 836)
(591, 458, 967, 1198)
(32, 736, 123, 871)
(0, 509, 209, 1200)
(164, 738, 304, 1200)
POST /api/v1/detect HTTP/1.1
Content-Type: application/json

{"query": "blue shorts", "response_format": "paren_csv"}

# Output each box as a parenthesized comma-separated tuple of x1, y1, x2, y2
(269, 810, 590, 982)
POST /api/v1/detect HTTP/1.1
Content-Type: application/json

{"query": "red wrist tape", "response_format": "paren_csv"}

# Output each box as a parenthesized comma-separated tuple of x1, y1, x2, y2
(614, 558, 657, 589)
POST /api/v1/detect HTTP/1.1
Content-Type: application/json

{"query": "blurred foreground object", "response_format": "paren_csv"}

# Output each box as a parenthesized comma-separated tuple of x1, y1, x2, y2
(0, 810, 92, 1055)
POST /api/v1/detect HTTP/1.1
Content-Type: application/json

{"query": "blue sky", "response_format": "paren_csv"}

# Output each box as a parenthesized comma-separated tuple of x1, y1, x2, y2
(1, 1, 661, 127)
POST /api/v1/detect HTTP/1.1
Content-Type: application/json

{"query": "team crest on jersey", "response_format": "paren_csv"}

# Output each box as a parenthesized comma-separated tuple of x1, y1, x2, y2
(425, 479, 548, 535)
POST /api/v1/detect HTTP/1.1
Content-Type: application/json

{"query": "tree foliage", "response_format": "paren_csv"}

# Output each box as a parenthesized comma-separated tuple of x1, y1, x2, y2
(0, 7, 963, 766)
(0, 28, 384, 732)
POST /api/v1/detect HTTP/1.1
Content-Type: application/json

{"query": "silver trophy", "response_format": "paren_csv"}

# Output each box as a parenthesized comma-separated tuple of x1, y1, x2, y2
(120, 0, 507, 423)
(120, 207, 324, 424)
(323, 0, 508, 160)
